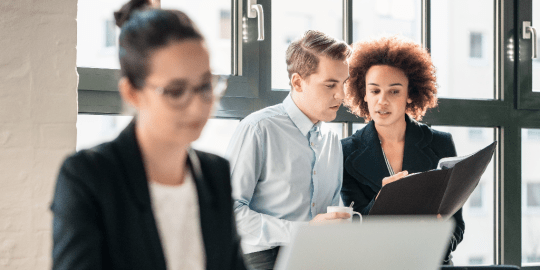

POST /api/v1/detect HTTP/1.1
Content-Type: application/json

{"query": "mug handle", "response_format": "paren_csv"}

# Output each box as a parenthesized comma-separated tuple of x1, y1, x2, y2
(352, 211, 363, 223)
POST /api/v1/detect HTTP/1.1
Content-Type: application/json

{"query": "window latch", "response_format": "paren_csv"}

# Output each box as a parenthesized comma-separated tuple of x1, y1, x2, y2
(523, 21, 538, 59)
(247, 0, 264, 41)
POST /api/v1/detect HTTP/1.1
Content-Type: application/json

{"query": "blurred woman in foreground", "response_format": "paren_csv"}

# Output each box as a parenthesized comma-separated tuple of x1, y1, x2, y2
(51, 1, 246, 269)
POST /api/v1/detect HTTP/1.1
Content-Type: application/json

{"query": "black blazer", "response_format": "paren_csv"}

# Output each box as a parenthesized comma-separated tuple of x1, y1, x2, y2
(341, 114, 465, 261)
(51, 121, 246, 270)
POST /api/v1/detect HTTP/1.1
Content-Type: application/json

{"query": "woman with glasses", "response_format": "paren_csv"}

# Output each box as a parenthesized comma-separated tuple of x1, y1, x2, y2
(50, 1, 245, 269)
(341, 36, 465, 265)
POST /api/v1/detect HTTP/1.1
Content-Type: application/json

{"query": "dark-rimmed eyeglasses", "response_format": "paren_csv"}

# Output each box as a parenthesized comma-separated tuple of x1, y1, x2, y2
(145, 75, 229, 108)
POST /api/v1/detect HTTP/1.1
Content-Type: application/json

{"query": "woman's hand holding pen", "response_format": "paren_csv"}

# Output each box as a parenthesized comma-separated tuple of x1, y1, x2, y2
(375, 170, 409, 200)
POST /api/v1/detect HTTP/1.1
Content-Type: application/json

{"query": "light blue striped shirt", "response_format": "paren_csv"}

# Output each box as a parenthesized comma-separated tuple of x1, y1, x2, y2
(226, 94, 343, 254)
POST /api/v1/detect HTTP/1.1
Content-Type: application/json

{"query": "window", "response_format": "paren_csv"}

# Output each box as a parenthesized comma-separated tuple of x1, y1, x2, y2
(469, 256, 484, 265)
(161, 0, 232, 75)
(533, 0, 540, 93)
(432, 126, 495, 266)
(77, 0, 125, 69)
(527, 128, 540, 141)
(191, 119, 240, 157)
(353, 0, 421, 43)
(522, 128, 540, 265)
(527, 183, 540, 208)
(271, 0, 343, 90)
(517, 0, 540, 107)
(76, 115, 132, 151)
(469, 32, 483, 59)
(220, 10, 231, 40)
(469, 184, 483, 209)
(431, 0, 494, 99)
(322, 122, 344, 140)
(468, 128, 485, 141)
(105, 19, 117, 48)
(77, 115, 240, 158)
(527, 255, 540, 264)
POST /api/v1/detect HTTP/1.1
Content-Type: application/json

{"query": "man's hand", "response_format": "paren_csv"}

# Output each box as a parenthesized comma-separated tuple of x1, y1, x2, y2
(376, 170, 409, 200)
(309, 212, 351, 225)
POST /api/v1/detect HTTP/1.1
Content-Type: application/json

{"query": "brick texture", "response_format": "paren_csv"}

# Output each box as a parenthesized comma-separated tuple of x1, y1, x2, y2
(0, 0, 77, 269)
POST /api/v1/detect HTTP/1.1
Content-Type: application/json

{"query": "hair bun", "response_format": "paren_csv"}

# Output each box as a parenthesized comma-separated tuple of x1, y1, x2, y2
(114, 0, 151, 28)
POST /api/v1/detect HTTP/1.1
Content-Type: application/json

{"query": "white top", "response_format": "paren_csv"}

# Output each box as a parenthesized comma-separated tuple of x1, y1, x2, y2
(148, 171, 206, 270)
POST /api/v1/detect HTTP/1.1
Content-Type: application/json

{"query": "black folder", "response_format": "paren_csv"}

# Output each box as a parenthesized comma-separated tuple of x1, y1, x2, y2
(369, 141, 497, 218)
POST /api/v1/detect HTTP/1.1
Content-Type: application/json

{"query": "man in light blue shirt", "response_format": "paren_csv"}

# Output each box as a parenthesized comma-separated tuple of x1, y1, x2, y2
(225, 30, 351, 270)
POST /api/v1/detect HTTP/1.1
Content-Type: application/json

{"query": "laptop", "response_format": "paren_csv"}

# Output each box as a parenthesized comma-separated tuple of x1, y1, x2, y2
(274, 217, 454, 270)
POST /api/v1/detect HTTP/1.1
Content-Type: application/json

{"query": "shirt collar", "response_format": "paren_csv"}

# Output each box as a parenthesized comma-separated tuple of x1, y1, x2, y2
(283, 93, 320, 137)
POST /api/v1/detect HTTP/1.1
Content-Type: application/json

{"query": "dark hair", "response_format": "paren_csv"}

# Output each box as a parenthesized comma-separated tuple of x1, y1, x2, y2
(345, 35, 438, 121)
(286, 30, 352, 83)
(114, 0, 203, 89)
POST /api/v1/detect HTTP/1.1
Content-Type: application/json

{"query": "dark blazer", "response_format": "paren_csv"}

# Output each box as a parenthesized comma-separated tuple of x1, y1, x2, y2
(341, 114, 465, 262)
(51, 121, 246, 270)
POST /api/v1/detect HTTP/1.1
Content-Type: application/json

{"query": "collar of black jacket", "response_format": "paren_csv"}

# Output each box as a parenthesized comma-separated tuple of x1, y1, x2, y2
(113, 119, 215, 210)
(344, 114, 439, 192)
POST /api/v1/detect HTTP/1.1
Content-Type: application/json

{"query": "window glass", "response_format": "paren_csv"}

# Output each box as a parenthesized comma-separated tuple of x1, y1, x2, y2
(352, 0, 421, 43)
(77, 0, 232, 74)
(191, 119, 240, 157)
(352, 123, 368, 135)
(271, 0, 343, 90)
(432, 126, 495, 266)
(77, 115, 239, 158)
(468, 184, 483, 209)
(322, 122, 344, 140)
(431, 0, 495, 99)
(468, 257, 484, 265)
(160, 1, 232, 75)
(522, 128, 540, 266)
(533, 0, 540, 92)
(77, 0, 125, 69)
(469, 32, 483, 59)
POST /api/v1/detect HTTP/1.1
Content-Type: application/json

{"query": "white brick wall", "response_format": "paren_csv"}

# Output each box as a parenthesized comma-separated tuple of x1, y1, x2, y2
(0, 0, 78, 269)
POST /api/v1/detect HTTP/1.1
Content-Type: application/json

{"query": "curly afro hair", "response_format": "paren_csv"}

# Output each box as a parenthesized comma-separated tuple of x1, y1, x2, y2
(344, 35, 438, 122)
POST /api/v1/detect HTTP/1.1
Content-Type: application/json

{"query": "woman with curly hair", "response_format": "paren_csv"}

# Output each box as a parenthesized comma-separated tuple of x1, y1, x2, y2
(341, 36, 464, 265)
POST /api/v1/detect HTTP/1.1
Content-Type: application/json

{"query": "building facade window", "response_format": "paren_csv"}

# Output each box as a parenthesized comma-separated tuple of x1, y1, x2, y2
(105, 19, 117, 48)
(219, 10, 231, 40)
(469, 32, 483, 59)
(527, 183, 540, 208)
(527, 129, 540, 141)
(469, 184, 484, 209)
(469, 256, 485, 265)
(468, 128, 485, 141)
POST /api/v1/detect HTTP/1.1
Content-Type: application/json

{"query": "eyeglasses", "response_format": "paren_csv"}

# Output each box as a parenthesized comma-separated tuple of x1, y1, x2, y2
(145, 75, 229, 108)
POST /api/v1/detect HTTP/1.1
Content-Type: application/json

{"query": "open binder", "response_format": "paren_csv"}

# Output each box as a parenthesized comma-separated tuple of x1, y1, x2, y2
(369, 141, 497, 218)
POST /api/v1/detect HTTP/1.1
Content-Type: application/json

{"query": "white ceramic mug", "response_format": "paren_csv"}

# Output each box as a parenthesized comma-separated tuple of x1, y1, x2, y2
(327, 206, 363, 223)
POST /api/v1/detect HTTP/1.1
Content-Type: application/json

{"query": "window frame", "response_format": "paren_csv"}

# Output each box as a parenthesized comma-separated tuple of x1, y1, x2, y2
(516, 0, 540, 110)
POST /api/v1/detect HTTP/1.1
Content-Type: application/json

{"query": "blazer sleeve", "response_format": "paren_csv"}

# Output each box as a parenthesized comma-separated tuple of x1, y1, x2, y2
(220, 157, 248, 270)
(50, 154, 104, 270)
(341, 138, 376, 216)
(342, 167, 375, 216)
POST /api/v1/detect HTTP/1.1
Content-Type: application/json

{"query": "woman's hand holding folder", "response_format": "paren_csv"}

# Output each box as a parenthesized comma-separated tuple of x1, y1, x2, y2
(375, 171, 409, 200)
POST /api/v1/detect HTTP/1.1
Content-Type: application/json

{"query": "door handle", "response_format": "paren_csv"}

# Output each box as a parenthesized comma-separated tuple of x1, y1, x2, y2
(524, 21, 538, 59)
(247, 0, 264, 41)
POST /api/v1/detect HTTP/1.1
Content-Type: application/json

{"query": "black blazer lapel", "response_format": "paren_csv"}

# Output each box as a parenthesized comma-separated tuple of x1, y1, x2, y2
(344, 121, 391, 192)
(113, 120, 167, 270)
(190, 149, 223, 270)
(401, 115, 439, 173)
(344, 115, 442, 193)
